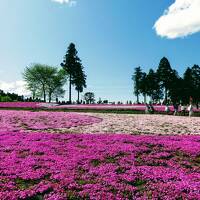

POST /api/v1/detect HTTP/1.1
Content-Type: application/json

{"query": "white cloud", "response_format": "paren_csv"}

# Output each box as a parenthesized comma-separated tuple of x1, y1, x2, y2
(154, 0, 200, 39)
(0, 80, 31, 96)
(51, 0, 77, 6)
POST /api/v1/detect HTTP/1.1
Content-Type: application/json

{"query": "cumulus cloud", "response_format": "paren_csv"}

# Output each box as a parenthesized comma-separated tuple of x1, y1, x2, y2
(154, 0, 200, 39)
(0, 80, 31, 96)
(51, 0, 77, 6)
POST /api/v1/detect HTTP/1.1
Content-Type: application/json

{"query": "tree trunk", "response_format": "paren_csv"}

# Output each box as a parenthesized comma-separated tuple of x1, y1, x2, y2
(165, 88, 167, 103)
(144, 94, 147, 104)
(32, 91, 35, 100)
(48, 92, 52, 103)
(136, 94, 139, 104)
(42, 84, 46, 102)
(77, 90, 80, 104)
(69, 74, 72, 104)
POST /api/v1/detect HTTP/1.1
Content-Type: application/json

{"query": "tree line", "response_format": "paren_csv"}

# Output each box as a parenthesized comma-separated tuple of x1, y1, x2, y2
(0, 89, 43, 102)
(23, 43, 87, 103)
(132, 57, 200, 107)
(0, 90, 24, 102)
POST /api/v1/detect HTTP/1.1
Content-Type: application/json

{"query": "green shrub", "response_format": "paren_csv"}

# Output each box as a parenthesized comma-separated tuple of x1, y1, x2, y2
(0, 96, 13, 102)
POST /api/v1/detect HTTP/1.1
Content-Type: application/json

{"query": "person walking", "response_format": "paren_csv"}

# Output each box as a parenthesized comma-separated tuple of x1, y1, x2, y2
(165, 104, 170, 114)
(180, 104, 186, 116)
(173, 103, 179, 116)
(145, 103, 150, 114)
(145, 103, 154, 114)
(188, 104, 193, 117)
(149, 103, 155, 114)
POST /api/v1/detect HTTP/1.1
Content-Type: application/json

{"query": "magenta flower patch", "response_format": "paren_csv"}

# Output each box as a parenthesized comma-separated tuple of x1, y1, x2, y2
(0, 102, 40, 108)
(0, 132, 200, 199)
(0, 111, 102, 132)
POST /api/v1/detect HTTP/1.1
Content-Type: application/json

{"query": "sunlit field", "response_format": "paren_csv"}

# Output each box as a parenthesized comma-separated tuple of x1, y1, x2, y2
(0, 104, 200, 199)
(2, 0, 200, 199)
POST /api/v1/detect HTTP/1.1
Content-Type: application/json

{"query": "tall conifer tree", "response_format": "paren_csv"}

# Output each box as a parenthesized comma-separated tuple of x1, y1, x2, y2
(61, 43, 81, 103)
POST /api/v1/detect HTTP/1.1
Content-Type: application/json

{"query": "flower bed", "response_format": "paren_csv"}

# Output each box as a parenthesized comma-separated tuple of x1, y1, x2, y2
(68, 113, 200, 135)
(0, 102, 41, 109)
(0, 111, 102, 132)
(41, 104, 200, 113)
(0, 132, 199, 199)
(1, 102, 200, 114)
(42, 104, 152, 111)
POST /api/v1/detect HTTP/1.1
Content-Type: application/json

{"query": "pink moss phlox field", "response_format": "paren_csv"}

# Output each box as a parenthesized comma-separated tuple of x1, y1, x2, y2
(67, 113, 200, 135)
(42, 104, 157, 111)
(1, 102, 200, 113)
(0, 102, 41, 108)
(0, 132, 200, 199)
(0, 110, 102, 132)
(42, 104, 200, 112)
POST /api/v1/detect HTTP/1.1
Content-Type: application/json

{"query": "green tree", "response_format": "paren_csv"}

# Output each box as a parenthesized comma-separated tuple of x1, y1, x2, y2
(157, 57, 173, 102)
(84, 92, 95, 104)
(46, 69, 67, 103)
(132, 66, 143, 103)
(23, 64, 48, 102)
(168, 69, 183, 104)
(23, 64, 66, 102)
(191, 65, 200, 107)
(146, 69, 162, 102)
(0, 96, 12, 102)
(73, 62, 87, 103)
(61, 43, 81, 104)
(0, 90, 23, 102)
(139, 72, 148, 103)
(182, 67, 193, 104)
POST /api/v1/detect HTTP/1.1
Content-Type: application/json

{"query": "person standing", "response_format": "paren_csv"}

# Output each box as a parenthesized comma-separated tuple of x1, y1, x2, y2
(145, 103, 150, 114)
(173, 103, 179, 116)
(165, 104, 170, 114)
(149, 103, 155, 114)
(188, 104, 193, 117)
(180, 104, 186, 116)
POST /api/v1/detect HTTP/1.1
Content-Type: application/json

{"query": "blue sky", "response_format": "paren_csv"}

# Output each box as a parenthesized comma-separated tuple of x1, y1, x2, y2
(0, 0, 200, 102)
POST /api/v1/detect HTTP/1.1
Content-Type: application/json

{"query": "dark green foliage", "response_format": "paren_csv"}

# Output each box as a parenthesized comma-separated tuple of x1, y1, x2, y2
(61, 43, 87, 103)
(61, 43, 78, 103)
(139, 72, 148, 103)
(132, 57, 200, 106)
(126, 178, 146, 187)
(146, 69, 162, 102)
(73, 62, 87, 103)
(23, 64, 66, 102)
(91, 159, 101, 167)
(84, 92, 95, 104)
(190, 65, 200, 106)
(15, 178, 40, 190)
(157, 57, 174, 102)
(132, 66, 143, 103)
(0, 90, 24, 102)
(61, 43, 80, 76)
(183, 67, 193, 104)
(168, 69, 183, 104)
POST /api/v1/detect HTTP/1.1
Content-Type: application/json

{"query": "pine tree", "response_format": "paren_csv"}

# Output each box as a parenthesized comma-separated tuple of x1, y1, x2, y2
(61, 43, 81, 104)
(157, 57, 173, 102)
(191, 65, 200, 107)
(132, 66, 143, 103)
(140, 72, 148, 103)
(146, 69, 162, 102)
(73, 62, 87, 103)
(168, 69, 182, 104)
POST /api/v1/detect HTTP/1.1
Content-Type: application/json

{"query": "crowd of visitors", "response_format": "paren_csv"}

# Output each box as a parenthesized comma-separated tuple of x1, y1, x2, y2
(145, 103, 194, 117)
